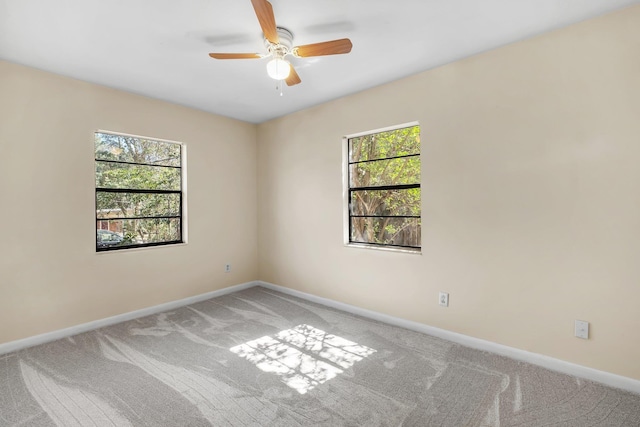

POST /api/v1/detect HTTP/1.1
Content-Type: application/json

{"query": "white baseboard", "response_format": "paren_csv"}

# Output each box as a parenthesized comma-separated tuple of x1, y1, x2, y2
(3, 279, 639, 395)
(0, 281, 258, 356)
(257, 280, 640, 395)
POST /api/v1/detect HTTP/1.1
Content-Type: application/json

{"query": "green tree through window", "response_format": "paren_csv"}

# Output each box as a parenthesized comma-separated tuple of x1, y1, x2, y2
(348, 125, 421, 249)
(95, 132, 183, 251)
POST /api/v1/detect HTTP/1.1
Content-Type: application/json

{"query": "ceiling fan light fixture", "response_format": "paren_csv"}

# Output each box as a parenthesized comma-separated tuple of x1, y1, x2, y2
(266, 57, 290, 80)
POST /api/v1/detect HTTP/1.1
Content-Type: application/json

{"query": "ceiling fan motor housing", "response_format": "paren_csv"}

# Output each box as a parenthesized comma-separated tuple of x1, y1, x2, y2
(265, 27, 294, 58)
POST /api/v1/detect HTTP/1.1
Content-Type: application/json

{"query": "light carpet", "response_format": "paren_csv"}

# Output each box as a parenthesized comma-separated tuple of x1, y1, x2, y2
(1, 286, 639, 426)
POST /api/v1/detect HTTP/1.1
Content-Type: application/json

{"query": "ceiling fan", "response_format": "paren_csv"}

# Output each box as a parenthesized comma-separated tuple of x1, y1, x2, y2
(208, 0, 353, 87)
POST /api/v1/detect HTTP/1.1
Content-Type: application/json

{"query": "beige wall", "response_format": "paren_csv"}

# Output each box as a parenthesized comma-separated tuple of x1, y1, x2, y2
(257, 6, 640, 380)
(0, 61, 258, 344)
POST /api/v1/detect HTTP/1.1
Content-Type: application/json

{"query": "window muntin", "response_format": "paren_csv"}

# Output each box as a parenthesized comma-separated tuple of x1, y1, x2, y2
(95, 132, 183, 251)
(347, 125, 421, 250)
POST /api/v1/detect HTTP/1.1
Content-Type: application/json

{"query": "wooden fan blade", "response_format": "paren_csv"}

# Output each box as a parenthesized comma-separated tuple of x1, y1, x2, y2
(294, 38, 352, 57)
(285, 65, 301, 86)
(250, 0, 279, 44)
(209, 53, 262, 59)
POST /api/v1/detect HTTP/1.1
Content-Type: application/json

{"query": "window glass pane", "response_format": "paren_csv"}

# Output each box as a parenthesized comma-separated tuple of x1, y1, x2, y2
(96, 161, 180, 190)
(95, 131, 183, 251)
(95, 133, 180, 167)
(349, 156, 420, 188)
(96, 192, 180, 219)
(350, 217, 421, 248)
(96, 218, 181, 248)
(350, 188, 420, 217)
(347, 124, 421, 250)
(349, 126, 420, 163)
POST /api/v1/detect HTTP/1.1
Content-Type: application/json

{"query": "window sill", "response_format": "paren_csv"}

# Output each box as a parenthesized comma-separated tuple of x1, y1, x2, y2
(345, 243, 421, 255)
(96, 242, 187, 254)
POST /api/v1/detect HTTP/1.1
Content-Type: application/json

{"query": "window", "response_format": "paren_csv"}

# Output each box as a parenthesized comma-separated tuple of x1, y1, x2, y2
(346, 124, 421, 250)
(95, 131, 183, 251)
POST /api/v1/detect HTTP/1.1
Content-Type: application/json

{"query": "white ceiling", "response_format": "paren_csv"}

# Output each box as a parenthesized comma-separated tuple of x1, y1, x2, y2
(1, 0, 637, 123)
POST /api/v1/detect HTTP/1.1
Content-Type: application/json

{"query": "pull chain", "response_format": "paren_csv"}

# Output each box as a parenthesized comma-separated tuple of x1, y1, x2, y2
(275, 81, 284, 97)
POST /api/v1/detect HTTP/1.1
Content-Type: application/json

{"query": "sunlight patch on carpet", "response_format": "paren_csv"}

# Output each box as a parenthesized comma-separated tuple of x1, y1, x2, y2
(230, 324, 376, 394)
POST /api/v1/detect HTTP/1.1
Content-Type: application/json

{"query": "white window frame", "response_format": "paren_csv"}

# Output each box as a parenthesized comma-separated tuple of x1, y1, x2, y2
(94, 130, 188, 252)
(342, 121, 421, 253)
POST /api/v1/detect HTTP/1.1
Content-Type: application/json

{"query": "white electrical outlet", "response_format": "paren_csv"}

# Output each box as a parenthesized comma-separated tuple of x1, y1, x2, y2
(225, 264, 231, 273)
(575, 320, 589, 339)
(439, 292, 449, 307)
